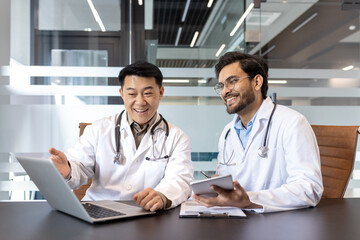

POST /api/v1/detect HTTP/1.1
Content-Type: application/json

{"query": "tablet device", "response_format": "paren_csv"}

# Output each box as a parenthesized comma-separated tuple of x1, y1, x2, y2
(191, 174, 233, 196)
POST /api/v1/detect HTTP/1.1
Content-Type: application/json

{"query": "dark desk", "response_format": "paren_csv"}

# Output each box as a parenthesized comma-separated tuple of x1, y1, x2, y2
(0, 199, 359, 240)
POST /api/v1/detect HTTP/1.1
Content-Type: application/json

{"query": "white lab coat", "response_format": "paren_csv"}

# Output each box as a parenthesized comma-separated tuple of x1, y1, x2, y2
(216, 97, 323, 212)
(66, 112, 194, 208)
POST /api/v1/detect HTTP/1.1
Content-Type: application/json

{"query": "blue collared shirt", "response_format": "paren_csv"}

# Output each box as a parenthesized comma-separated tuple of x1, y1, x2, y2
(234, 112, 258, 150)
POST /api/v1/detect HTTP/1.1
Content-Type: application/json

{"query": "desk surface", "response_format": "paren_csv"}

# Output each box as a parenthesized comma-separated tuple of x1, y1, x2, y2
(0, 198, 359, 240)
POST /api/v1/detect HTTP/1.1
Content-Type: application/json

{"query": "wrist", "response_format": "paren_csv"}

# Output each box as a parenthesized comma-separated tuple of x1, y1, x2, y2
(244, 201, 262, 209)
(64, 161, 72, 180)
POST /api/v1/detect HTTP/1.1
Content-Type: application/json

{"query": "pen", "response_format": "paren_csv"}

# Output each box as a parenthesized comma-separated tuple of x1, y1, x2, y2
(200, 170, 211, 178)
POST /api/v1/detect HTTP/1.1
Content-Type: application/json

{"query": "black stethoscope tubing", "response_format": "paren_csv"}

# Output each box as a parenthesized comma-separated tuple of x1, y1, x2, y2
(262, 103, 277, 149)
(114, 110, 169, 164)
(258, 103, 277, 158)
(223, 103, 277, 162)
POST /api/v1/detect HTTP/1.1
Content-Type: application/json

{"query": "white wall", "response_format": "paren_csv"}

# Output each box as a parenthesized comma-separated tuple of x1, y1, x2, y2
(0, 0, 11, 200)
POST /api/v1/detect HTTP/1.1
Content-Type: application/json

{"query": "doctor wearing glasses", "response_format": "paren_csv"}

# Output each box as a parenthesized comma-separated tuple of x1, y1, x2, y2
(192, 52, 323, 212)
(49, 61, 194, 212)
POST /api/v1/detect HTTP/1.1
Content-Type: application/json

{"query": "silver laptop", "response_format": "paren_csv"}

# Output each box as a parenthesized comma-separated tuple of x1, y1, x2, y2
(16, 155, 155, 223)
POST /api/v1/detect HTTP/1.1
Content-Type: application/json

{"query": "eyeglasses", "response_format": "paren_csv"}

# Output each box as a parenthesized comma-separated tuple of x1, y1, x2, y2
(214, 76, 250, 95)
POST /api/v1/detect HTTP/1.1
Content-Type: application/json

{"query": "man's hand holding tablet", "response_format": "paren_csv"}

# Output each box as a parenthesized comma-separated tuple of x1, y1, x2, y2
(191, 173, 262, 210)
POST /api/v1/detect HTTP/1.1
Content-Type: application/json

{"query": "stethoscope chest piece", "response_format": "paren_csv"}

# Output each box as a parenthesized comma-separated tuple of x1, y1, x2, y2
(113, 153, 123, 164)
(257, 103, 277, 158)
(258, 146, 269, 158)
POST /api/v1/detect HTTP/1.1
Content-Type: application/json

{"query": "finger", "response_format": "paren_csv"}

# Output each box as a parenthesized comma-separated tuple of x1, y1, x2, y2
(134, 190, 149, 206)
(192, 194, 213, 202)
(136, 192, 162, 211)
(233, 180, 244, 191)
(133, 193, 138, 201)
(150, 202, 162, 212)
(192, 194, 211, 201)
(193, 197, 214, 208)
(49, 148, 67, 163)
(147, 198, 163, 212)
(139, 191, 158, 207)
(49, 147, 60, 156)
(191, 194, 200, 201)
(192, 194, 216, 207)
(141, 198, 153, 211)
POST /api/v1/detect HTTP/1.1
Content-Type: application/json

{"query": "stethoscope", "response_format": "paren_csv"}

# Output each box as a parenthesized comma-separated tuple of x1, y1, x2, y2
(220, 103, 277, 166)
(113, 110, 170, 164)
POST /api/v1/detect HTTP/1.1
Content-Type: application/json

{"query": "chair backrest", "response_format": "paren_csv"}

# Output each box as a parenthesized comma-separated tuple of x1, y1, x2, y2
(73, 123, 92, 201)
(311, 125, 359, 198)
(79, 123, 92, 137)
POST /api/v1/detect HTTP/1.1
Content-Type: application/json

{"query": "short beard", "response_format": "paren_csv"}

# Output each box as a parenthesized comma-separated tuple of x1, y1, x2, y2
(226, 90, 255, 115)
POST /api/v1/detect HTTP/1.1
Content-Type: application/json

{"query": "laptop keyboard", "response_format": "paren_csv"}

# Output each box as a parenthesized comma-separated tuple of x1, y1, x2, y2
(82, 203, 126, 219)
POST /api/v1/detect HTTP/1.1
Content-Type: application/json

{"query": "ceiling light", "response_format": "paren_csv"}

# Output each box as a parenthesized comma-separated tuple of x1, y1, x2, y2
(53, 79, 62, 84)
(190, 31, 199, 47)
(138, 0, 143, 6)
(349, 25, 356, 31)
(87, 0, 106, 32)
(175, 27, 182, 46)
(261, 45, 276, 56)
(163, 79, 190, 83)
(246, 12, 281, 26)
(342, 65, 354, 71)
(198, 79, 207, 84)
(230, 3, 254, 36)
(181, 0, 191, 22)
(292, 12, 318, 33)
(268, 80, 287, 84)
(207, 0, 214, 8)
(215, 44, 226, 57)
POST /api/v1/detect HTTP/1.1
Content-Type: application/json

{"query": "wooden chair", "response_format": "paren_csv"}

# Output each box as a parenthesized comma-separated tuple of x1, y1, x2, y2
(73, 123, 92, 201)
(311, 125, 359, 198)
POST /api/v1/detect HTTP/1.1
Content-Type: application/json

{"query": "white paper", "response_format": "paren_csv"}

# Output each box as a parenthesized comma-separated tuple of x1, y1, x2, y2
(179, 200, 246, 218)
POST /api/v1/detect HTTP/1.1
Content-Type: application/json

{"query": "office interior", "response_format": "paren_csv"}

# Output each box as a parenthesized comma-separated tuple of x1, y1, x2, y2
(0, 0, 359, 201)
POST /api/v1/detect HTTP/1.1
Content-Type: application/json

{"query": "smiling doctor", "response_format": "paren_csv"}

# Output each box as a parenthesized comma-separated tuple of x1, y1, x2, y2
(49, 61, 194, 212)
(192, 52, 323, 212)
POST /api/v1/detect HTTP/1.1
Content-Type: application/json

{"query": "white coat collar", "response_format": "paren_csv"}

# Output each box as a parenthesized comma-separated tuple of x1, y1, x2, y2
(229, 96, 275, 153)
(119, 111, 161, 131)
(230, 96, 274, 126)
(256, 97, 275, 121)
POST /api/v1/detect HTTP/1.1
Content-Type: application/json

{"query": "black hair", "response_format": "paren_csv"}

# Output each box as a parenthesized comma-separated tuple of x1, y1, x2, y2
(118, 61, 163, 88)
(215, 51, 268, 99)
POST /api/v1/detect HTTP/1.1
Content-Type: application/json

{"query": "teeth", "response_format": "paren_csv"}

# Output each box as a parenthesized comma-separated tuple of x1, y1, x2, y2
(226, 97, 235, 103)
(135, 109, 147, 112)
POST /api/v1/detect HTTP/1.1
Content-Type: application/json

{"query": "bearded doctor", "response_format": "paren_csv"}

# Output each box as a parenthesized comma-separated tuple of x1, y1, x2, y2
(192, 52, 323, 212)
(49, 61, 194, 212)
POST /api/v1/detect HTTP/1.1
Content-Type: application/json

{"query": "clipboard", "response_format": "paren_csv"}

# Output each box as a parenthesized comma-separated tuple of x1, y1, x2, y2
(179, 200, 246, 218)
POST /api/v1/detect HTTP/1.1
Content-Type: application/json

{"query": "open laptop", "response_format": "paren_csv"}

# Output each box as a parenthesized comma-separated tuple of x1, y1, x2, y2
(16, 155, 155, 223)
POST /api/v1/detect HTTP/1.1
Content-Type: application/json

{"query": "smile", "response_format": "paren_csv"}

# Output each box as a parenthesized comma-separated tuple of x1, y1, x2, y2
(134, 109, 148, 113)
(224, 95, 238, 105)
(226, 96, 236, 102)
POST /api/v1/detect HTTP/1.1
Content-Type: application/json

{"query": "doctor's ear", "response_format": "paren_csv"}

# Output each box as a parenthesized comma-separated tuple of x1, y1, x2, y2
(253, 75, 263, 91)
(159, 86, 164, 98)
(119, 87, 124, 98)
